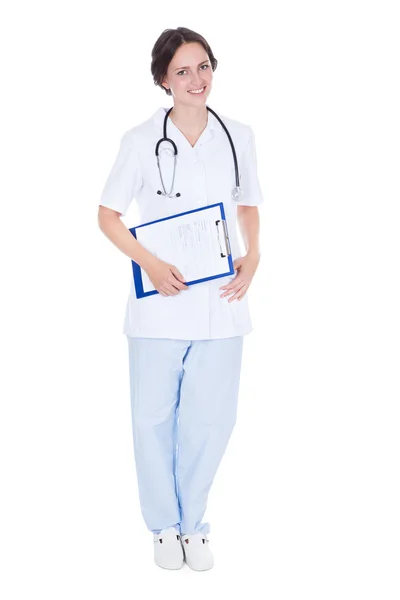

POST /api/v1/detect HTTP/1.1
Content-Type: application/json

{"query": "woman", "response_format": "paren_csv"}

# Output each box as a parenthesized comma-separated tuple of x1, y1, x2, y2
(98, 27, 264, 571)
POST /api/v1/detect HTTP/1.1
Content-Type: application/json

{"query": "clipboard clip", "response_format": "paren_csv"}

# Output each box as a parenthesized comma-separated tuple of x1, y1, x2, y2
(215, 219, 232, 258)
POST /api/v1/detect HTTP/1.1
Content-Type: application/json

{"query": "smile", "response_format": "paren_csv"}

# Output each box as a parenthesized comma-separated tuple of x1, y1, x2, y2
(188, 86, 206, 94)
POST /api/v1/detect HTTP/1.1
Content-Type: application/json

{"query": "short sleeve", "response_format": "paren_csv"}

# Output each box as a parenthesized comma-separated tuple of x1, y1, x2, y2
(236, 126, 264, 206)
(98, 130, 143, 216)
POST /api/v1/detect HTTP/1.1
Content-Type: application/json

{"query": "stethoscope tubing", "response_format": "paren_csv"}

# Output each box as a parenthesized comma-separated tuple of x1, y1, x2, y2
(155, 106, 241, 196)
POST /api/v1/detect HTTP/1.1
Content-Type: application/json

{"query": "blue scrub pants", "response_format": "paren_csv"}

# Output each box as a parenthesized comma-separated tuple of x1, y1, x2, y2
(126, 335, 244, 536)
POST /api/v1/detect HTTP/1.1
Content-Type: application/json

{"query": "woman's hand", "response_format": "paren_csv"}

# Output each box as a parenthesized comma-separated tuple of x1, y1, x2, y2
(219, 252, 260, 302)
(143, 255, 188, 297)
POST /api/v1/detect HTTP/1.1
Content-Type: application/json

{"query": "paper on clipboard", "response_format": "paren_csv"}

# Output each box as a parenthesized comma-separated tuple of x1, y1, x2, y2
(135, 204, 231, 293)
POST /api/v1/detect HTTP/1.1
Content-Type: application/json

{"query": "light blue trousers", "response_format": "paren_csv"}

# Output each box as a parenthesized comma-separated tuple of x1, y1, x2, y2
(126, 335, 244, 536)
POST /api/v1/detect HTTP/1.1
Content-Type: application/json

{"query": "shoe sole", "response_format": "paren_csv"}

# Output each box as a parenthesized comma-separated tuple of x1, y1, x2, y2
(155, 562, 184, 570)
(185, 564, 214, 571)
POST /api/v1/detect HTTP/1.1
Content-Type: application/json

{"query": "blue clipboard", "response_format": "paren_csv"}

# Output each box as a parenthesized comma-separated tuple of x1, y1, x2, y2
(129, 202, 234, 299)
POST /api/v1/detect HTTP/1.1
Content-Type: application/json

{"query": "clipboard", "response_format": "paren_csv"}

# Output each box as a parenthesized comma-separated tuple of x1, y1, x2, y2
(129, 202, 234, 299)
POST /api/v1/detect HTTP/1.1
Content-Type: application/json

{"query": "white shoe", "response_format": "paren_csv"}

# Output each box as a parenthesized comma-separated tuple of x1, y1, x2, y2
(153, 527, 184, 570)
(181, 532, 214, 571)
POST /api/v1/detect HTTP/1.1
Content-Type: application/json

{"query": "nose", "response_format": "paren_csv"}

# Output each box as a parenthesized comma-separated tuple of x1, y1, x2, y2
(190, 75, 204, 89)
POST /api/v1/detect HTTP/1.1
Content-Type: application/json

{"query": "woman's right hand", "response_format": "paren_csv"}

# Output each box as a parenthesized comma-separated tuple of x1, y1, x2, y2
(143, 255, 189, 297)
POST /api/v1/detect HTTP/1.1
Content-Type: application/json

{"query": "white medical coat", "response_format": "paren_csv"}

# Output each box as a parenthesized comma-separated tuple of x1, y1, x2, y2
(99, 106, 264, 340)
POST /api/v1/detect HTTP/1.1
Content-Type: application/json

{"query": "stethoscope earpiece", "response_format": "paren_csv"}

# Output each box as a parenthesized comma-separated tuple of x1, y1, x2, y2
(155, 106, 242, 201)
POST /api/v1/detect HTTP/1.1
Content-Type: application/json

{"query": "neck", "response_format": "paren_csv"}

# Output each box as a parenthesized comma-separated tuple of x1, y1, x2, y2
(169, 103, 208, 133)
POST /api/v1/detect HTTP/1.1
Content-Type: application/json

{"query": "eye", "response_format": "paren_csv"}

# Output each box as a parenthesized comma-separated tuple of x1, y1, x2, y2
(177, 64, 209, 76)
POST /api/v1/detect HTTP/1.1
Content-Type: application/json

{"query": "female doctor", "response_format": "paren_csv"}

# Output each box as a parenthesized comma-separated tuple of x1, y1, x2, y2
(98, 27, 264, 571)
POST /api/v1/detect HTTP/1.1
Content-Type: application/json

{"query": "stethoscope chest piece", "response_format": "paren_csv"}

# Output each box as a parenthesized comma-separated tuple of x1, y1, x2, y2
(232, 187, 243, 202)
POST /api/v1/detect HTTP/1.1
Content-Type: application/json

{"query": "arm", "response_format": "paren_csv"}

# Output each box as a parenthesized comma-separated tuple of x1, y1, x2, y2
(219, 126, 263, 302)
(97, 206, 155, 271)
(237, 205, 261, 259)
(98, 206, 188, 296)
(219, 205, 261, 302)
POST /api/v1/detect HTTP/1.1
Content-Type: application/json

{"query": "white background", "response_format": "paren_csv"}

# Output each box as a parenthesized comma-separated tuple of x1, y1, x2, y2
(1, 1, 399, 598)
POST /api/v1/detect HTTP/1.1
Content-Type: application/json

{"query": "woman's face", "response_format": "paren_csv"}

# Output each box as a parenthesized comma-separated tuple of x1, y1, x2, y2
(162, 42, 213, 106)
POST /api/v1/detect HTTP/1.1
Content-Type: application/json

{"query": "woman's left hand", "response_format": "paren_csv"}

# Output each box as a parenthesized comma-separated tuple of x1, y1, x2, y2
(219, 252, 260, 302)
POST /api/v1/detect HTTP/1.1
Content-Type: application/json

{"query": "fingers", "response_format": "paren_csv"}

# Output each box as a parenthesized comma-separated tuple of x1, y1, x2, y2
(220, 280, 246, 298)
(220, 275, 243, 292)
(160, 282, 181, 296)
(228, 289, 248, 302)
(170, 268, 188, 291)
(229, 287, 248, 302)
(159, 270, 188, 296)
(223, 282, 248, 302)
(172, 278, 189, 291)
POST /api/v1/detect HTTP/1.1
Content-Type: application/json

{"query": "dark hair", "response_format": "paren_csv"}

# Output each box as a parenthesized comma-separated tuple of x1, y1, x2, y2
(151, 27, 218, 96)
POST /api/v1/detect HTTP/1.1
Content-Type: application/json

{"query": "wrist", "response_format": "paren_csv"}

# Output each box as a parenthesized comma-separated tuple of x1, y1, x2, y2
(140, 250, 158, 271)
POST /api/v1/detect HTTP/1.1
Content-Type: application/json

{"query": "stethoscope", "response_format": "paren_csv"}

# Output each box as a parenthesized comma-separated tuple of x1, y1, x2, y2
(155, 105, 244, 202)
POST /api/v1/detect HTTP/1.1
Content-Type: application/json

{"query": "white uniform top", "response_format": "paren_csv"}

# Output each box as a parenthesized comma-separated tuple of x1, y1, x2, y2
(99, 106, 264, 340)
